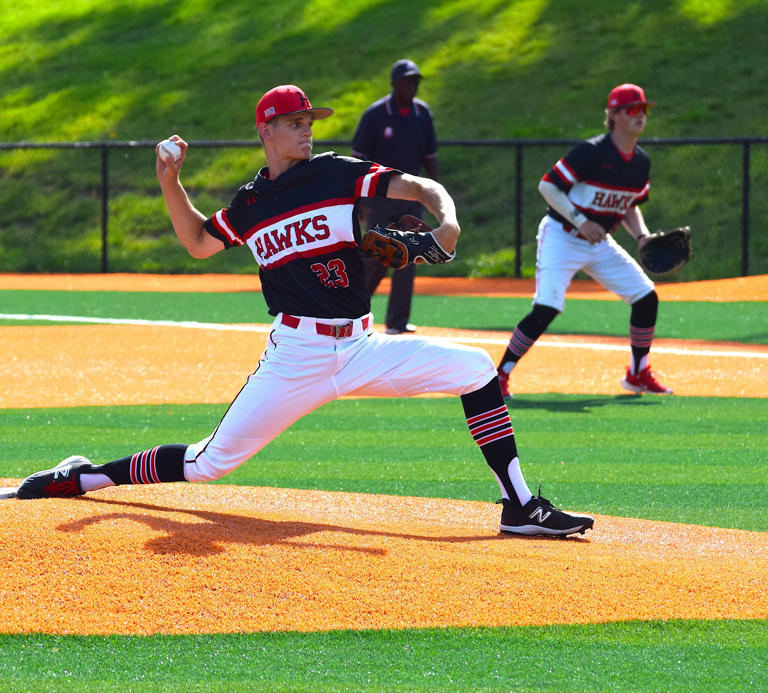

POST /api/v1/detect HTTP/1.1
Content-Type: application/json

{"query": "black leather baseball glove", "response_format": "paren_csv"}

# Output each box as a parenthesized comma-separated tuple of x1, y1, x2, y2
(360, 214, 455, 269)
(638, 226, 692, 276)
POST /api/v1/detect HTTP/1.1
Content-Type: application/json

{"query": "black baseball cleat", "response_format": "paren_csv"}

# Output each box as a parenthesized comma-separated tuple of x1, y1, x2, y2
(16, 455, 92, 499)
(497, 491, 594, 536)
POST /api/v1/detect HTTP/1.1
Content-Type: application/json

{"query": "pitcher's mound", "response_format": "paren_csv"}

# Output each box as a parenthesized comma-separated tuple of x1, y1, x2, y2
(1, 482, 766, 635)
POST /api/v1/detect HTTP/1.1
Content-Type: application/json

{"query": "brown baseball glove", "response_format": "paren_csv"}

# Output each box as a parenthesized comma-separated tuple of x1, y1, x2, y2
(360, 214, 455, 269)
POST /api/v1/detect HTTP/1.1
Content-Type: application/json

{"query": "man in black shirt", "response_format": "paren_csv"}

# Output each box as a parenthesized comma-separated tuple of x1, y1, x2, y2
(352, 59, 439, 335)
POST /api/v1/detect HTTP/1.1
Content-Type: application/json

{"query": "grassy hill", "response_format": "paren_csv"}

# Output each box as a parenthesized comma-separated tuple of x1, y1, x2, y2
(2, 0, 768, 276)
(3, 0, 768, 141)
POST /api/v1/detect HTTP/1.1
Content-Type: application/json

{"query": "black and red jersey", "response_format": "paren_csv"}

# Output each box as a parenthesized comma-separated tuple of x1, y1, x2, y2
(542, 133, 650, 232)
(204, 152, 396, 318)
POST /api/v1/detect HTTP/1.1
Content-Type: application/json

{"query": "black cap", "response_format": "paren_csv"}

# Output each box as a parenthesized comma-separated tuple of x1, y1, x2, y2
(391, 59, 422, 83)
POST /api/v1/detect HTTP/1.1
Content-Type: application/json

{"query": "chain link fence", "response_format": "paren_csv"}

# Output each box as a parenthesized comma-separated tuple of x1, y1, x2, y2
(1, 138, 766, 279)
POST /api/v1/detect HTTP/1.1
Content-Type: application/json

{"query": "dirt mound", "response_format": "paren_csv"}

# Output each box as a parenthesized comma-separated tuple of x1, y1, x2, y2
(2, 483, 765, 635)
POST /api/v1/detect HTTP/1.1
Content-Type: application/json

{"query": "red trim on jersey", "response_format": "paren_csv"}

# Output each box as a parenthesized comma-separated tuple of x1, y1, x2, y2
(611, 140, 635, 163)
(636, 181, 650, 201)
(552, 158, 578, 186)
(579, 179, 648, 194)
(581, 207, 629, 219)
(354, 163, 392, 198)
(547, 167, 571, 189)
(260, 240, 358, 270)
(239, 198, 354, 243)
(210, 209, 243, 246)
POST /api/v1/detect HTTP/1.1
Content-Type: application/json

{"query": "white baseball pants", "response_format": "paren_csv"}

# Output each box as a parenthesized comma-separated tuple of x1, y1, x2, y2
(184, 313, 495, 482)
(534, 216, 654, 312)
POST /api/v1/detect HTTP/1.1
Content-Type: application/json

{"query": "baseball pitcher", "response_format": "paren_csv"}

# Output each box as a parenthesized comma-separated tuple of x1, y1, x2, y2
(13, 85, 593, 537)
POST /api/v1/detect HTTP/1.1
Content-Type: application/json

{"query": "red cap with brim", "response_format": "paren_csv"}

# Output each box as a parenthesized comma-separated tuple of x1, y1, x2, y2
(256, 85, 334, 126)
(607, 83, 656, 109)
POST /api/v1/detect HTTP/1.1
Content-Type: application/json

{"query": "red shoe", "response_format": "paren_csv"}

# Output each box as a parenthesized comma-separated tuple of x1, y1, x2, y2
(621, 366, 673, 395)
(497, 369, 513, 401)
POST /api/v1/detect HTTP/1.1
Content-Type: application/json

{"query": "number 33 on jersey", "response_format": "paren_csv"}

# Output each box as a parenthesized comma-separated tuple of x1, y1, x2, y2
(204, 153, 394, 319)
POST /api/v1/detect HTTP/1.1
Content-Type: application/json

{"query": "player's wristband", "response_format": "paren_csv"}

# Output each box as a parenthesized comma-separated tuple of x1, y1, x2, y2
(570, 211, 587, 228)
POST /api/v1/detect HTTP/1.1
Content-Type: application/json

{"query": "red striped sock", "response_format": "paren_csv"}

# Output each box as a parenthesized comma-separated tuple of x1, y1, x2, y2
(462, 378, 532, 505)
(89, 444, 187, 486)
(130, 447, 163, 484)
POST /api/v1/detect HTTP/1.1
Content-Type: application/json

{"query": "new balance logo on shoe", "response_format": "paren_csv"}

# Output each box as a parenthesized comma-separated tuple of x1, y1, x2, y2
(529, 506, 552, 523)
(16, 456, 91, 500)
(497, 491, 594, 537)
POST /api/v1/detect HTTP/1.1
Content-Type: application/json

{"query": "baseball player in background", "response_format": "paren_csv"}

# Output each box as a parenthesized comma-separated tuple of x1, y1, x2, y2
(497, 83, 673, 399)
(15, 85, 593, 537)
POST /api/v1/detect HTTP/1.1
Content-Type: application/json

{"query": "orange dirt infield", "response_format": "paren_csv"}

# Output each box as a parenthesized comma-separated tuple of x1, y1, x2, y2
(1, 325, 766, 408)
(1, 274, 766, 635)
(2, 483, 766, 635)
(1, 271, 766, 300)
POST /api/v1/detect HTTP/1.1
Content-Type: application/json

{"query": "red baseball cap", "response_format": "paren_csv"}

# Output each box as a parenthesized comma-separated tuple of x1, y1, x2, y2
(607, 83, 656, 109)
(256, 85, 334, 126)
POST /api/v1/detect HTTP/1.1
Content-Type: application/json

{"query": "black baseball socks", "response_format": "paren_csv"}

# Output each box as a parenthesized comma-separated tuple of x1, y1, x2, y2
(629, 290, 659, 374)
(79, 444, 188, 491)
(498, 303, 559, 374)
(461, 378, 533, 507)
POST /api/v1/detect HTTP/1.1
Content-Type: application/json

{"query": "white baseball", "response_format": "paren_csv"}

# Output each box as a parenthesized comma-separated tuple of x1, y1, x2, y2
(159, 139, 182, 163)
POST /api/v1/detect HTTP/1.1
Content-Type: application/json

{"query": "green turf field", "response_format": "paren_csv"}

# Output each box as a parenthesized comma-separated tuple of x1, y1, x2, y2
(2, 290, 767, 343)
(2, 620, 766, 693)
(1, 290, 766, 691)
(2, 396, 767, 531)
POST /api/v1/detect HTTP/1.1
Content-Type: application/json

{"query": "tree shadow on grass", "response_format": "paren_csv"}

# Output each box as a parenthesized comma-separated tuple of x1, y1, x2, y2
(56, 494, 589, 557)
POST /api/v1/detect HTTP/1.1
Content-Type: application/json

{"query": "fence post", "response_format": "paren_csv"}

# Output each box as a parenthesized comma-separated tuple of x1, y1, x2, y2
(515, 142, 523, 278)
(741, 140, 750, 276)
(100, 145, 109, 273)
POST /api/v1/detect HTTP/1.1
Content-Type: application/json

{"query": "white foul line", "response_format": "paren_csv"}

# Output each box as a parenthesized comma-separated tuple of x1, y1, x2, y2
(0, 313, 273, 333)
(1, 313, 766, 360)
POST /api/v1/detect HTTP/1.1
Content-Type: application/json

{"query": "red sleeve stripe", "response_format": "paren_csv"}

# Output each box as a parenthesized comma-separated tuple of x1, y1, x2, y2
(547, 167, 572, 188)
(212, 209, 244, 246)
(355, 163, 392, 198)
(553, 159, 577, 185)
